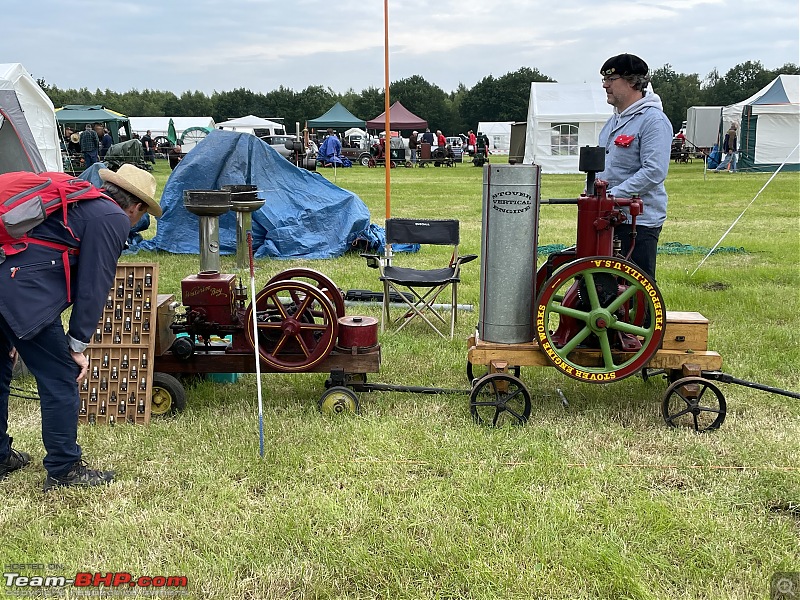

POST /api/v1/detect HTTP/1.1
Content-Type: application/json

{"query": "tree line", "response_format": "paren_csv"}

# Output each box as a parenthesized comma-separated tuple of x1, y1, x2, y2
(40, 60, 798, 136)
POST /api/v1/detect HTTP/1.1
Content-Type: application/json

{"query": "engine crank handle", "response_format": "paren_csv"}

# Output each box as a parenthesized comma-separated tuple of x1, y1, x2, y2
(702, 371, 800, 400)
(546, 198, 579, 205)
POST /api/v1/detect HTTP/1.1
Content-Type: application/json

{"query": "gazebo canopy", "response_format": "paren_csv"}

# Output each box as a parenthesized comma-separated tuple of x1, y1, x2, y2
(307, 102, 366, 129)
(366, 101, 427, 130)
(55, 105, 131, 143)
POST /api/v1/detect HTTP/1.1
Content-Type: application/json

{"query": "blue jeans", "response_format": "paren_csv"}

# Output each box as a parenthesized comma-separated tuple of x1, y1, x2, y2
(83, 150, 98, 167)
(715, 151, 738, 172)
(0, 313, 82, 477)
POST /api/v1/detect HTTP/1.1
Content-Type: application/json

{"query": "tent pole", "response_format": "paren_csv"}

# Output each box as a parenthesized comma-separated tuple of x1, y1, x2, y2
(384, 0, 391, 220)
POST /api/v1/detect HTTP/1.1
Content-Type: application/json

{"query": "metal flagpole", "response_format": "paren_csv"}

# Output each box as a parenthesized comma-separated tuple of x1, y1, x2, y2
(384, 0, 391, 220)
(247, 232, 265, 457)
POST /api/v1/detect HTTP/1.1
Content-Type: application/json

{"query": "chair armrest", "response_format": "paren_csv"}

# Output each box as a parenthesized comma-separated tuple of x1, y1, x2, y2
(457, 254, 478, 266)
(360, 253, 381, 269)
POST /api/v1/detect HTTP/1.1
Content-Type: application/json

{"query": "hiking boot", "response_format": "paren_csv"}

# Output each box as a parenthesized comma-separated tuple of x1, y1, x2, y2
(43, 460, 114, 492)
(0, 439, 31, 478)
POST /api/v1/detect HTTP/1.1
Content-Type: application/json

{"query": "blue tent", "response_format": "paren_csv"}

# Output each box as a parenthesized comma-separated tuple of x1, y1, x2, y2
(133, 130, 371, 258)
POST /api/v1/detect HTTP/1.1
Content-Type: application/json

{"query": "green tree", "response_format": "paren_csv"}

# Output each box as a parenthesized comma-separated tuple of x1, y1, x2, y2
(702, 61, 772, 106)
(389, 75, 449, 133)
(352, 87, 385, 125)
(650, 64, 702, 132)
(176, 91, 214, 117)
(211, 88, 263, 122)
(295, 85, 336, 130)
(460, 67, 553, 130)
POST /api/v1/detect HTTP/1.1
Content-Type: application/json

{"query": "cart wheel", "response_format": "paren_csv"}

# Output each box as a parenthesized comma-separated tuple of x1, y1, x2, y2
(535, 257, 666, 382)
(318, 386, 360, 416)
(469, 373, 531, 427)
(390, 161, 397, 168)
(466, 360, 521, 385)
(153, 136, 170, 156)
(661, 376, 726, 432)
(150, 372, 187, 417)
(405, 161, 413, 168)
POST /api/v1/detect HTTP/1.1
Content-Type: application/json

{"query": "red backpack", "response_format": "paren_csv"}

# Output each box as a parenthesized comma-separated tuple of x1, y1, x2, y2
(0, 171, 115, 300)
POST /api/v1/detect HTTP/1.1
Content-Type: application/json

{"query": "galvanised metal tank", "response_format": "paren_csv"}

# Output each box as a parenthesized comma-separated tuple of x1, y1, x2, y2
(478, 164, 541, 343)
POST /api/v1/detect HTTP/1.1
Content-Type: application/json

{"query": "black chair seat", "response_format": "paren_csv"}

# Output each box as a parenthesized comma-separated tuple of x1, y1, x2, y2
(362, 218, 475, 339)
(381, 265, 458, 286)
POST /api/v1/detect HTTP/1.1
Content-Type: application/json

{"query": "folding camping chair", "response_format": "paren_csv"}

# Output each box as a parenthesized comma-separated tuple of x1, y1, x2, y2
(362, 218, 477, 339)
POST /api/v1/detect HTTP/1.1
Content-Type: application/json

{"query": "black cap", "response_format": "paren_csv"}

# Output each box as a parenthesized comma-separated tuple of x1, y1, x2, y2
(601, 53, 649, 77)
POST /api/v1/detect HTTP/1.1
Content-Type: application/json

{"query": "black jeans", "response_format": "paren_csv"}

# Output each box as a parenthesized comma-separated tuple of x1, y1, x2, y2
(615, 224, 662, 283)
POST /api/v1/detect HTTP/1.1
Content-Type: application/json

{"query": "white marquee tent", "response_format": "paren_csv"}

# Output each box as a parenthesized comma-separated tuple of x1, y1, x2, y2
(128, 116, 215, 138)
(523, 83, 612, 174)
(0, 63, 61, 172)
(721, 74, 799, 172)
(128, 116, 216, 152)
(477, 121, 513, 154)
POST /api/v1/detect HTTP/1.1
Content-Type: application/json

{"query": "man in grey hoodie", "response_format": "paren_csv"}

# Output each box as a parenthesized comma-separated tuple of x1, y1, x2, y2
(597, 53, 673, 281)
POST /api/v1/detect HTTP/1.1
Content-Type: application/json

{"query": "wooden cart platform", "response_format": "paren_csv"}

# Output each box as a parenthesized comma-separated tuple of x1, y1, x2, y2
(467, 311, 722, 375)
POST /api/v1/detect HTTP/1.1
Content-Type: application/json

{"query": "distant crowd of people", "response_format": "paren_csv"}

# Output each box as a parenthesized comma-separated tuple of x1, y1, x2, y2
(61, 123, 113, 168)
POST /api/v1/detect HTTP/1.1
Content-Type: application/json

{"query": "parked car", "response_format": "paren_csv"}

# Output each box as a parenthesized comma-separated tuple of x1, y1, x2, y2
(259, 134, 297, 159)
(341, 135, 373, 166)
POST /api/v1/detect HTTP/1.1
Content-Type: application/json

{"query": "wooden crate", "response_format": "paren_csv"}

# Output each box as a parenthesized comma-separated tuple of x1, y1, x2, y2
(661, 311, 709, 351)
(78, 263, 158, 425)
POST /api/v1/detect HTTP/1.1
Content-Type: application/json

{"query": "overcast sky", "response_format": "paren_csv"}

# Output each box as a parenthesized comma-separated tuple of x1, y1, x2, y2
(4, 0, 798, 99)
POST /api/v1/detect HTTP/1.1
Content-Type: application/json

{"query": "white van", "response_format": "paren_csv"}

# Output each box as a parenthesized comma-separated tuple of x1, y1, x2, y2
(216, 115, 286, 137)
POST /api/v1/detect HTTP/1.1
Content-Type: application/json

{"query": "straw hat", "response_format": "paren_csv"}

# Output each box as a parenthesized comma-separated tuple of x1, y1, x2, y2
(70, 133, 80, 144)
(98, 164, 161, 217)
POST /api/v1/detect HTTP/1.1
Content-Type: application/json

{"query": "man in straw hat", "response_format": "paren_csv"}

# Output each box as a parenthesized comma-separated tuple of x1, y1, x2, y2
(597, 52, 672, 282)
(0, 164, 160, 491)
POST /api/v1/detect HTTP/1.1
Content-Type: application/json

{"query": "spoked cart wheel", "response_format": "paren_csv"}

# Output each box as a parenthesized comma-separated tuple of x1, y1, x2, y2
(318, 386, 360, 416)
(150, 372, 187, 417)
(466, 360, 520, 385)
(535, 257, 666, 382)
(469, 373, 531, 427)
(244, 280, 338, 372)
(661, 376, 727, 431)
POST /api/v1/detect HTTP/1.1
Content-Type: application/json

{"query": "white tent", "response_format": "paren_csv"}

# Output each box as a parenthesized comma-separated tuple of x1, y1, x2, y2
(720, 75, 799, 172)
(720, 75, 798, 129)
(685, 106, 722, 149)
(128, 116, 215, 152)
(523, 83, 612, 174)
(478, 121, 513, 154)
(216, 115, 285, 136)
(0, 63, 61, 173)
(128, 116, 215, 138)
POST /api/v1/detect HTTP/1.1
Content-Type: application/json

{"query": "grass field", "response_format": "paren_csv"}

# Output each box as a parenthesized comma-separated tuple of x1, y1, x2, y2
(2, 157, 799, 599)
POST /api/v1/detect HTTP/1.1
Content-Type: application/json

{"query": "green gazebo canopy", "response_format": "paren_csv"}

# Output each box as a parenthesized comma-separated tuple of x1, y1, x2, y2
(55, 105, 131, 144)
(307, 102, 366, 129)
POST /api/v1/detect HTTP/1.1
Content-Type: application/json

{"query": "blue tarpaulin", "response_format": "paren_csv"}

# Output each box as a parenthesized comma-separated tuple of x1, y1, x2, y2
(132, 129, 371, 259)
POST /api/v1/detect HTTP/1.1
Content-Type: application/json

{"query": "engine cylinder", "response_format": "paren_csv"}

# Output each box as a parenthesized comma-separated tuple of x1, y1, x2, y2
(478, 164, 541, 344)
